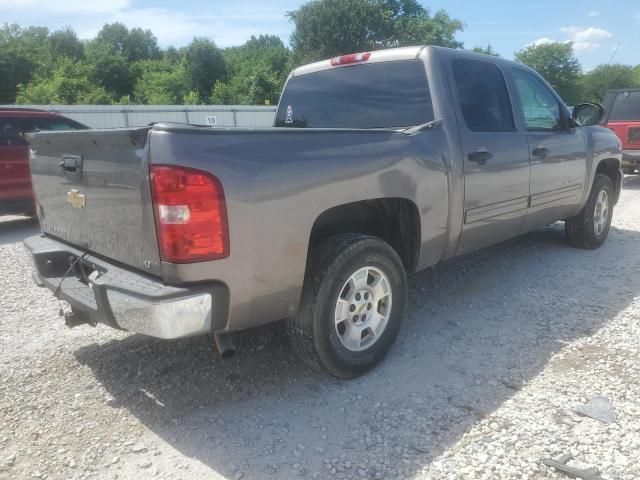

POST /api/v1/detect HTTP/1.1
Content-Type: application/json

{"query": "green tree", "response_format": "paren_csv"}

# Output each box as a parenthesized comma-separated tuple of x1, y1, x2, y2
(90, 23, 160, 63)
(89, 49, 134, 98)
(212, 64, 282, 105)
(0, 53, 31, 103)
(288, 0, 463, 64)
(49, 27, 84, 60)
(581, 64, 640, 103)
(124, 27, 161, 62)
(86, 23, 162, 99)
(183, 38, 226, 102)
(16, 58, 111, 104)
(514, 42, 582, 104)
(133, 60, 189, 104)
(471, 44, 499, 57)
(92, 23, 129, 56)
(211, 35, 290, 105)
(0, 24, 52, 102)
(183, 90, 201, 105)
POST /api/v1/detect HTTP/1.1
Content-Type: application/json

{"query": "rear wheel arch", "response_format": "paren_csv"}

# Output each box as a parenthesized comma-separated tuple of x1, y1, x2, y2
(306, 198, 421, 275)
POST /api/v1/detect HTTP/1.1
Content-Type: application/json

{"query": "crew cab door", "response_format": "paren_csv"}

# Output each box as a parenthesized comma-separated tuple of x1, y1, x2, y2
(510, 67, 587, 230)
(449, 58, 531, 254)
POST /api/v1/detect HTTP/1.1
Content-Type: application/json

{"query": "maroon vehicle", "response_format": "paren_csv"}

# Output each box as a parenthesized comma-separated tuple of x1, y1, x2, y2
(0, 108, 88, 216)
(602, 89, 640, 174)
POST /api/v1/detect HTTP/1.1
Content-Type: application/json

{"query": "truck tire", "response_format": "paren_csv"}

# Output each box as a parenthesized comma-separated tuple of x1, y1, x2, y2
(565, 173, 614, 249)
(287, 234, 407, 378)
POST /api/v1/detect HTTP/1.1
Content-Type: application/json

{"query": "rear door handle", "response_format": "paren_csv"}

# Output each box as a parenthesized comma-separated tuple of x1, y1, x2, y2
(532, 147, 550, 159)
(467, 151, 492, 165)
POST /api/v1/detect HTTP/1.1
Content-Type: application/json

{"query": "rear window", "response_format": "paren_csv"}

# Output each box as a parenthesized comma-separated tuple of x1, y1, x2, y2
(609, 91, 640, 122)
(275, 60, 433, 129)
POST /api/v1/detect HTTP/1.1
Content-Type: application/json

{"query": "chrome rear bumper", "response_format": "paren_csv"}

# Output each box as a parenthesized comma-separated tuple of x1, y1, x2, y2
(24, 234, 228, 339)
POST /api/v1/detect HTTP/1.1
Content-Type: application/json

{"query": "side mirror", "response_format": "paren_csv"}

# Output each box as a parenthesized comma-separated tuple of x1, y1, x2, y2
(572, 103, 604, 126)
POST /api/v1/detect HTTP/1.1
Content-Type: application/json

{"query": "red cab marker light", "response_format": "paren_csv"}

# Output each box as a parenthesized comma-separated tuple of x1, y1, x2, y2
(330, 52, 371, 66)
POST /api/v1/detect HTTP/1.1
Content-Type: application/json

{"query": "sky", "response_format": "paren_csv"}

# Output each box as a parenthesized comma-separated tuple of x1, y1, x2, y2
(1, 0, 638, 70)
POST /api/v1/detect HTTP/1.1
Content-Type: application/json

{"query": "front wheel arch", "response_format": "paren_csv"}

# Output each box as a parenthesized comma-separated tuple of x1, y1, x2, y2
(595, 157, 622, 204)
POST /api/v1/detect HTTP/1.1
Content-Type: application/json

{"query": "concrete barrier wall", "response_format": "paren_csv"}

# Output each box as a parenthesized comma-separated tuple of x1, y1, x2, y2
(1, 105, 277, 129)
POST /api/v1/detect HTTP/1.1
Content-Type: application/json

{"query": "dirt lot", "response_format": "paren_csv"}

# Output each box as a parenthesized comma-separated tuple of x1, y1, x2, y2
(1, 177, 639, 480)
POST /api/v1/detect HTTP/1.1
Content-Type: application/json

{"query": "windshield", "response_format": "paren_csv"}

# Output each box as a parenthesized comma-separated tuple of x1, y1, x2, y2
(275, 60, 434, 129)
(609, 91, 640, 122)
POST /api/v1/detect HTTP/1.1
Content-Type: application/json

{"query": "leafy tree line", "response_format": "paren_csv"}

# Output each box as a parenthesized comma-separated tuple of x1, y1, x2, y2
(1, 0, 638, 106)
(0, 0, 465, 106)
(514, 42, 640, 105)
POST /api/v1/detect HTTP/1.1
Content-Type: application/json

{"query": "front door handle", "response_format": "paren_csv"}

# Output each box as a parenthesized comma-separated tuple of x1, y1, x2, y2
(532, 147, 550, 159)
(467, 150, 492, 165)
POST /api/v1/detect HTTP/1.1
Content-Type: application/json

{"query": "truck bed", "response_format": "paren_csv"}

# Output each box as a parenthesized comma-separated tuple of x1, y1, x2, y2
(27, 123, 450, 330)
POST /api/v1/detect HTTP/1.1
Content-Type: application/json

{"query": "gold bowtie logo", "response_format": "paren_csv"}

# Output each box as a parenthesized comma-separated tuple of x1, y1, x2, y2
(66, 189, 86, 209)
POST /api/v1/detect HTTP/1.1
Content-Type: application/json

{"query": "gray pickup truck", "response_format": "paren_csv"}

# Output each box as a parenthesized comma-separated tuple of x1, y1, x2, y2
(25, 46, 622, 378)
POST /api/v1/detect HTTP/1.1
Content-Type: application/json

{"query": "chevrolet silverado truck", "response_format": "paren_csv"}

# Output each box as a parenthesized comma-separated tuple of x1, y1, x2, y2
(602, 88, 640, 174)
(24, 46, 622, 378)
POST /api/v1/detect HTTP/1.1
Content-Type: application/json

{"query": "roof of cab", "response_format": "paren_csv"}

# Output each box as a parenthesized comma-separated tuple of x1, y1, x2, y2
(290, 44, 541, 80)
(291, 45, 427, 77)
(0, 108, 66, 118)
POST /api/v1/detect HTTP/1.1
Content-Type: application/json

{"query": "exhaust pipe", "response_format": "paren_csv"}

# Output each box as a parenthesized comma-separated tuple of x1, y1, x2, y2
(213, 331, 236, 359)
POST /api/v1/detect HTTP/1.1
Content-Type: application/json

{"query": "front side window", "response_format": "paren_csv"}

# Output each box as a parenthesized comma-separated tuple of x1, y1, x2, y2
(512, 69, 562, 131)
(452, 59, 515, 132)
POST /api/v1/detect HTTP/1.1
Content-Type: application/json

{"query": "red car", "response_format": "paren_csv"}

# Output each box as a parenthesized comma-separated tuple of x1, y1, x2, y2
(0, 108, 88, 216)
(602, 89, 640, 174)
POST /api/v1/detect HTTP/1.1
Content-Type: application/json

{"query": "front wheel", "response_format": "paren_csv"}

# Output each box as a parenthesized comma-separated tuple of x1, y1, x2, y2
(565, 173, 614, 249)
(286, 234, 407, 378)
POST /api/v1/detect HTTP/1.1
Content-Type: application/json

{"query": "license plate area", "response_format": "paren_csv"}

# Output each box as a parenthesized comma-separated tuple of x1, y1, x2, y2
(34, 251, 104, 285)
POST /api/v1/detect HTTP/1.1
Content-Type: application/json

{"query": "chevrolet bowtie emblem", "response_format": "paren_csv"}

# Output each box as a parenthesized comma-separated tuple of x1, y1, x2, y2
(66, 189, 86, 209)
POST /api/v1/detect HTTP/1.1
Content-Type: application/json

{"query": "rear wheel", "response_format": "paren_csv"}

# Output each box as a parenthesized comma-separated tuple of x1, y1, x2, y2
(565, 173, 614, 249)
(286, 234, 407, 378)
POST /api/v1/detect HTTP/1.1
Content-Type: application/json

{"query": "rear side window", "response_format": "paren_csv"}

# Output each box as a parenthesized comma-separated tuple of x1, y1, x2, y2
(0, 118, 27, 146)
(275, 60, 433, 129)
(452, 59, 515, 132)
(609, 91, 640, 122)
(22, 117, 88, 132)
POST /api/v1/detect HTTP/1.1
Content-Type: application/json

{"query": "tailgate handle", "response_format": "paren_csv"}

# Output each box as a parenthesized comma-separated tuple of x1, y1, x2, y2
(59, 155, 82, 180)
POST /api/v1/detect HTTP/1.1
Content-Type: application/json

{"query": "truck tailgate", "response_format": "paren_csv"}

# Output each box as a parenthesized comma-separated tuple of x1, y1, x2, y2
(27, 128, 162, 276)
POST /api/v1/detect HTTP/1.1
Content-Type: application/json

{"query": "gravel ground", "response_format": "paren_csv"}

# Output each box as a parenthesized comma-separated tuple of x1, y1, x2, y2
(1, 177, 640, 480)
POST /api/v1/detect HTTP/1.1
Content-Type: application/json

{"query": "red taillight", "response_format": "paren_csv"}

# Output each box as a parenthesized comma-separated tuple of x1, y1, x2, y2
(330, 52, 371, 66)
(150, 165, 229, 263)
